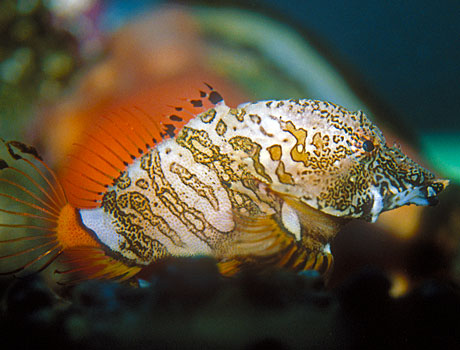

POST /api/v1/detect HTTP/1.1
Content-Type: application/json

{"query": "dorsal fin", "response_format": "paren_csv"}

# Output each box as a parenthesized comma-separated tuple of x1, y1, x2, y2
(62, 84, 225, 209)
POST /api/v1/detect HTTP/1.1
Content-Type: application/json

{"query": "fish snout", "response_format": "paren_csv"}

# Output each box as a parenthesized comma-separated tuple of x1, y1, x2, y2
(421, 179, 449, 206)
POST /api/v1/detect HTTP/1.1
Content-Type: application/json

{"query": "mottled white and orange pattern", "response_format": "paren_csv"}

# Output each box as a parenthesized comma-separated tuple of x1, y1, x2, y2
(0, 87, 449, 281)
(79, 94, 449, 276)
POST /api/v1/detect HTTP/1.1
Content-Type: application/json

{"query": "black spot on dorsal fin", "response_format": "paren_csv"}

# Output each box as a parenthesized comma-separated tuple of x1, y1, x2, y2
(169, 115, 183, 122)
(208, 91, 224, 105)
(160, 124, 176, 139)
(190, 99, 203, 107)
(204, 82, 224, 105)
(166, 82, 226, 125)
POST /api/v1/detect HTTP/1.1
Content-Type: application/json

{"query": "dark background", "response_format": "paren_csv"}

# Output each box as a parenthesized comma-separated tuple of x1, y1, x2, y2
(258, 0, 459, 132)
(104, 0, 459, 132)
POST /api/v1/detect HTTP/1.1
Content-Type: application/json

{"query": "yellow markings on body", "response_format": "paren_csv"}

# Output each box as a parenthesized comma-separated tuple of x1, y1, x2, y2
(267, 144, 282, 161)
(275, 162, 295, 185)
(266, 144, 295, 185)
(200, 108, 217, 123)
(228, 136, 272, 184)
(170, 162, 220, 211)
(283, 121, 309, 165)
(215, 119, 227, 137)
(311, 132, 330, 157)
(229, 108, 245, 122)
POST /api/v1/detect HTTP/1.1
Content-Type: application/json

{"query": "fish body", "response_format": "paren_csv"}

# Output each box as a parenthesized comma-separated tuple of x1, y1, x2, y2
(0, 87, 449, 282)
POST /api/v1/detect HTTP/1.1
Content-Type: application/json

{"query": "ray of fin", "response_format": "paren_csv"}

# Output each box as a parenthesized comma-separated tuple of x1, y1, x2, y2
(0, 192, 60, 219)
(63, 83, 226, 209)
(0, 178, 61, 215)
(4, 165, 62, 212)
(55, 247, 141, 284)
(0, 240, 56, 260)
(0, 223, 54, 231)
(0, 244, 62, 276)
(0, 233, 55, 243)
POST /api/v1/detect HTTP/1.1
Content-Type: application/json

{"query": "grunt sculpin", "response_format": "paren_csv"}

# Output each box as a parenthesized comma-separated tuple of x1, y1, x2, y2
(0, 85, 449, 282)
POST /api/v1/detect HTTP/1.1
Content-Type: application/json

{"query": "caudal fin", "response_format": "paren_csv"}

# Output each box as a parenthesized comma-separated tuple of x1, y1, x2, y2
(0, 140, 66, 277)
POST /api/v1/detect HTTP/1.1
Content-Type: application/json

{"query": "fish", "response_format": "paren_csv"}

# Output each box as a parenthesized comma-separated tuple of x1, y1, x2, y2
(0, 85, 449, 283)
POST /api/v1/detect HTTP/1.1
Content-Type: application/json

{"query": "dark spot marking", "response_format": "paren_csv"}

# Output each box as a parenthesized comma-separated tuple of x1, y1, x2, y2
(0, 159, 8, 169)
(259, 126, 274, 137)
(249, 114, 261, 124)
(164, 124, 176, 138)
(191, 99, 203, 108)
(5, 141, 43, 160)
(169, 114, 183, 122)
(175, 107, 183, 111)
(138, 148, 143, 154)
(209, 91, 223, 104)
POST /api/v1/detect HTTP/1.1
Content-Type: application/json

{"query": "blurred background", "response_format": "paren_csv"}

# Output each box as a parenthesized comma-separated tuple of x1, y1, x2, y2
(0, 0, 460, 348)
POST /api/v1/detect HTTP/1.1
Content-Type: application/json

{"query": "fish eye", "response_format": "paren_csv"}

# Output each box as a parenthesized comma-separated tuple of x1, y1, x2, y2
(362, 140, 374, 152)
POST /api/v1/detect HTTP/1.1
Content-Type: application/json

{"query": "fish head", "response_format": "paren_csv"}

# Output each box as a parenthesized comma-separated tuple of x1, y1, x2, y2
(274, 101, 449, 222)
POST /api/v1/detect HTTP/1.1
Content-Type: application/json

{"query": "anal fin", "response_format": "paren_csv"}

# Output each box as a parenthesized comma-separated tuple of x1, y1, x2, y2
(55, 247, 141, 284)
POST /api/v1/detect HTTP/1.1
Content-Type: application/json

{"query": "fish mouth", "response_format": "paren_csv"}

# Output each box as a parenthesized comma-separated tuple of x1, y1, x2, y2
(366, 179, 449, 223)
(384, 179, 449, 210)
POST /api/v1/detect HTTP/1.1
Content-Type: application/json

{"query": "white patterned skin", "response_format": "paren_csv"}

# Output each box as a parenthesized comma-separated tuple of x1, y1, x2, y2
(79, 99, 448, 273)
